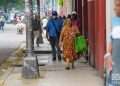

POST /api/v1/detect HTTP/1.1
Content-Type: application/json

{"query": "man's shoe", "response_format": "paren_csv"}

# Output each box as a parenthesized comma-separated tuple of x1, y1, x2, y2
(58, 56, 62, 61)
(65, 66, 70, 70)
(37, 44, 39, 47)
(52, 58, 56, 62)
(72, 62, 75, 69)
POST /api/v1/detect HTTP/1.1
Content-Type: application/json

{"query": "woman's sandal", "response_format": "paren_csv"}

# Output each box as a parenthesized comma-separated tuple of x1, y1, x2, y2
(72, 62, 75, 69)
(65, 66, 70, 70)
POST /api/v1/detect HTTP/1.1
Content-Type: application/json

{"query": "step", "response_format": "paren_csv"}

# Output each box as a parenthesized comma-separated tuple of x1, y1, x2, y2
(33, 43, 52, 54)
(33, 50, 52, 54)
(12, 54, 52, 67)
(36, 54, 52, 65)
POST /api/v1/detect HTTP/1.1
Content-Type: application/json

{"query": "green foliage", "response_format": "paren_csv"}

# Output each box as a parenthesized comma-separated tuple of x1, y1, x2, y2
(14, 0, 25, 10)
(0, 0, 25, 10)
(58, 0, 64, 7)
(0, 0, 9, 7)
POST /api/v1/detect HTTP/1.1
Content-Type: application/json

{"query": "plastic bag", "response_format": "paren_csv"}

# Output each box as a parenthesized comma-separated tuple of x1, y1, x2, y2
(74, 36, 87, 54)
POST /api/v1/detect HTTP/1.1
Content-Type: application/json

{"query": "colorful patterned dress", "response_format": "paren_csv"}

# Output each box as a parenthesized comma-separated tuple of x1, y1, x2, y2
(60, 25, 79, 62)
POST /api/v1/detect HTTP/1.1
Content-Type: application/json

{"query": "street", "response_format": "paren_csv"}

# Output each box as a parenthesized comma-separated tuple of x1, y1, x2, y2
(0, 24, 26, 64)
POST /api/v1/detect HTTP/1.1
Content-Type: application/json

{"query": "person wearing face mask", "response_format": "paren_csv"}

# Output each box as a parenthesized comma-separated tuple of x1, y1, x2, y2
(46, 11, 63, 62)
(59, 16, 80, 70)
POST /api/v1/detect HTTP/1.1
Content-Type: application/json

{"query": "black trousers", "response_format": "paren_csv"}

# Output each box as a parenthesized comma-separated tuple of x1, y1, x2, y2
(49, 37, 61, 60)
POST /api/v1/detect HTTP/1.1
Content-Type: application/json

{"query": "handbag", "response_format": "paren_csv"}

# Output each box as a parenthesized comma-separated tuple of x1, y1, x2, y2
(74, 35, 87, 54)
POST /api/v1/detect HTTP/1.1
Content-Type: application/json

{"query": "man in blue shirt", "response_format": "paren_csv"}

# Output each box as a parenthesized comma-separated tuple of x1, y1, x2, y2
(46, 11, 63, 61)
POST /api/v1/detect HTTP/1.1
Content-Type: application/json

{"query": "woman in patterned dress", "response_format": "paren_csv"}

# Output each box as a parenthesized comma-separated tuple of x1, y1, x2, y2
(59, 17, 79, 70)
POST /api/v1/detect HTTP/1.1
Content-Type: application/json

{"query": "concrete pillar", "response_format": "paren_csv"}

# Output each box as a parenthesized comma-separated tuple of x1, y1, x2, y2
(94, 0, 106, 75)
(22, 0, 39, 79)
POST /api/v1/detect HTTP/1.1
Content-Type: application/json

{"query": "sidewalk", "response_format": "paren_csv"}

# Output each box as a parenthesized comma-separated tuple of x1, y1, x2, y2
(1, 61, 103, 86)
(0, 29, 103, 86)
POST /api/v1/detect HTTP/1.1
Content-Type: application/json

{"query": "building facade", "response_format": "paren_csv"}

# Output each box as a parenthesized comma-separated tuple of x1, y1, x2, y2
(74, 0, 106, 76)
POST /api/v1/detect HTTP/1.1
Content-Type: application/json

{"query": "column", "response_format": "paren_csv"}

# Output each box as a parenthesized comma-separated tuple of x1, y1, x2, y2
(22, 0, 39, 79)
(95, 0, 106, 75)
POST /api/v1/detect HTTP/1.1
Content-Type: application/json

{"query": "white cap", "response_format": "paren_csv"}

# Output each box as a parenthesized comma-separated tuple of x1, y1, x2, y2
(72, 11, 77, 14)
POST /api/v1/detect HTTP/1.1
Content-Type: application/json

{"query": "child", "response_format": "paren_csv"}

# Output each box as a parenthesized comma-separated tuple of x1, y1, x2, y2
(105, 0, 120, 85)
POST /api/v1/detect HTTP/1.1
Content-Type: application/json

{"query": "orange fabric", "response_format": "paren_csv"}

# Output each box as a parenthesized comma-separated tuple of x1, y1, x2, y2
(60, 25, 79, 62)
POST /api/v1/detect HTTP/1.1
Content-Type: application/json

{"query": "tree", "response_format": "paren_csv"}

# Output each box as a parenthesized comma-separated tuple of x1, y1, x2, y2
(14, 0, 25, 10)
(0, 0, 25, 11)
(0, 0, 10, 11)
(57, 0, 64, 7)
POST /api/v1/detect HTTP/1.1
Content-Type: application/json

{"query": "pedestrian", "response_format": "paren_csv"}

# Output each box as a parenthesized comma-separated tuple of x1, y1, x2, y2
(105, 0, 120, 85)
(59, 16, 80, 70)
(16, 19, 25, 34)
(32, 14, 43, 47)
(46, 11, 62, 62)
(42, 17, 48, 30)
(71, 11, 80, 30)
(0, 16, 5, 31)
(63, 14, 71, 26)
(62, 15, 66, 20)
(0, 16, 2, 30)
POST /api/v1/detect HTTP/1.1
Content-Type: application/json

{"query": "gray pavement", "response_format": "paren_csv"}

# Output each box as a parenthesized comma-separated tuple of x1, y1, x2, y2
(0, 27, 104, 86)
(2, 62, 104, 86)
(0, 24, 26, 64)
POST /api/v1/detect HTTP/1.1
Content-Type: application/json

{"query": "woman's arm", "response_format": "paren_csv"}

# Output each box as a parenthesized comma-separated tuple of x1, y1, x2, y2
(107, 32, 112, 54)
(59, 27, 65, 47)
(107, 42, 112, 54)
(104, 32, 113, 71)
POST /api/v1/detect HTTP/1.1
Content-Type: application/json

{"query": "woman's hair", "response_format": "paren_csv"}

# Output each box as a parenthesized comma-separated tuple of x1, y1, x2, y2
(67, 14, 71, 19)
(114, 0, 120, 16)
(63, 16, 66, 19)
(115, 0, 120, 3)
(63, 15, 72, 26)
(71, 14, 78, 20)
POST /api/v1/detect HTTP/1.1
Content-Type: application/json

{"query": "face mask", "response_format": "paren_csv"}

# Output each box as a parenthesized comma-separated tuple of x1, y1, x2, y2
(53, 16, 57, 19)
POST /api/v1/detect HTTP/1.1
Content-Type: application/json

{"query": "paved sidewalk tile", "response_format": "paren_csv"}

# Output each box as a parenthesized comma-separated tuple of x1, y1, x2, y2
(0, 26, 103, 86)
(3, 63, 103, 86)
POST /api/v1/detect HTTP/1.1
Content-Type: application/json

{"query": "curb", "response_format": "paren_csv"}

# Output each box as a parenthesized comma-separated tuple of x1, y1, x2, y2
(0, 41, 26, 86)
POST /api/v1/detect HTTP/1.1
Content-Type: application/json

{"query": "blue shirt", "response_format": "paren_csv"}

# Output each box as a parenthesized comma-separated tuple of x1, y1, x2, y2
(112, 17, 120, 27)
(108, 16, 120, 43)
(46, 18, 63, 38)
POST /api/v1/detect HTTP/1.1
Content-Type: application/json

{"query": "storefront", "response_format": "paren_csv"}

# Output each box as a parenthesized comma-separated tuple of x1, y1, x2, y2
(75, 0, 106, 76)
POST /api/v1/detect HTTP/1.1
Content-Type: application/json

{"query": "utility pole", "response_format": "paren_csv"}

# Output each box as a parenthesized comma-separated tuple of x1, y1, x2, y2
(22, 0, 39, 79)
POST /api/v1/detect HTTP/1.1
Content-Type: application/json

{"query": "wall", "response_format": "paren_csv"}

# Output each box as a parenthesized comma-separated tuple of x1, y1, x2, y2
(74, 0, 106, 76)
(58, 0, 73, 16)
(65, 0, 73, 14)
(88, 0, 95, 67)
